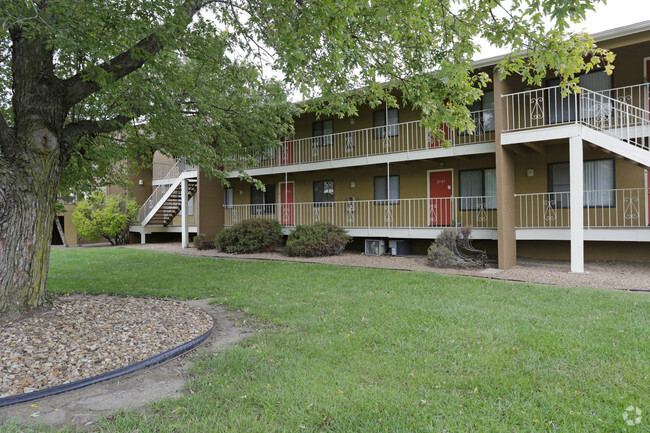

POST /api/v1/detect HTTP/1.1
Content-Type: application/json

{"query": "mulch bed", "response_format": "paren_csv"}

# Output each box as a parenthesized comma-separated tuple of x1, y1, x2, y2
(0, 295, 213, 399)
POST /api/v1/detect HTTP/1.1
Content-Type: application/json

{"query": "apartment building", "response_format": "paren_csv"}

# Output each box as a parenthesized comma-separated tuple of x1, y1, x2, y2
(130, 21, 650, 272)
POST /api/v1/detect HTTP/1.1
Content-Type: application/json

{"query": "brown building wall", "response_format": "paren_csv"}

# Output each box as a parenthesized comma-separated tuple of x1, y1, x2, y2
(228, 154, 496, 205)
(517, 240, 650, 262)
(197, 171, 225, 239)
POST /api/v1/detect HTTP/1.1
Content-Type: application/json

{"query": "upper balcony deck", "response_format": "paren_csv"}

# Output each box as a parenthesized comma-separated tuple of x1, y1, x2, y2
(501, 83, 650, 148)
(227, 110, 496, 177)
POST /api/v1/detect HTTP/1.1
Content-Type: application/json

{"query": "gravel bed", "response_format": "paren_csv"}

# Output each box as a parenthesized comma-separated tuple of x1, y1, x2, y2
(0, 296, 213, 399)
(127, 243, 650, 292)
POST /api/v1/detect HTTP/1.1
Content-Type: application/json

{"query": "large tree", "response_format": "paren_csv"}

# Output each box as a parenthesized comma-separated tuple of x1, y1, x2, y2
(0, 0, 612, 313)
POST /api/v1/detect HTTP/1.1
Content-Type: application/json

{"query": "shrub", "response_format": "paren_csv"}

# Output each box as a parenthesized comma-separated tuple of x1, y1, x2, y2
(215, 218, 282, 253)
(285, 222, 351, 257)
(426, 226, 487, 269)
(193, 234, 215, 250)
(72, 191, 138, 245)
(426, 242, 457, 268)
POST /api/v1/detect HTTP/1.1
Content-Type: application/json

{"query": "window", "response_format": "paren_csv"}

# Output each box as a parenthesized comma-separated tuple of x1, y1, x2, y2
(373, 108, 399, 138)
(312, 119, 333, 147)
(548, 159, 615, 207)
(187, 196, 194, 216)
(467, 90, 495, 133)
(313, 180, 334, 206)
(251, 184, 276, 214)
(459, 169, 496, 210)
(224, 188, 234, 209)
(547, 71, 612, 124)
(374, 175, 399, 204)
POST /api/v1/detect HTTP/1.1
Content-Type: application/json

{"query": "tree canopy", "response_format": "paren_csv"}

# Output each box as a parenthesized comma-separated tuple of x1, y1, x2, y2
(0, 0, 614, 191)
(0, 0, 613, 312)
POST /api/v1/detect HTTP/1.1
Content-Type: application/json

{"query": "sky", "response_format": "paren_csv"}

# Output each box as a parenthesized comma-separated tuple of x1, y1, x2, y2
(476, 0, 650, 60)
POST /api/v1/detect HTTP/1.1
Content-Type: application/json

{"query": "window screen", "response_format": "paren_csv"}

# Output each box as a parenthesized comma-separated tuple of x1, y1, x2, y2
(373, 108, 399, 138)
(374, 175, 400, 204)
(314, 180, 334, 205)
(312, 119, 333, 146)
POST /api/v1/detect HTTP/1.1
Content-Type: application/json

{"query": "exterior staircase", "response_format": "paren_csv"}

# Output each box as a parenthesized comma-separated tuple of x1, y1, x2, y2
(137, 159, 198, 228)
(144, 179, 197, 226)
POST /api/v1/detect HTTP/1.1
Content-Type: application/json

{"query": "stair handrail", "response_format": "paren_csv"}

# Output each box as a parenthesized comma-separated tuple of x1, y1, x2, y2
(579, 87, 650, 151)
(138, 159, 196, 224)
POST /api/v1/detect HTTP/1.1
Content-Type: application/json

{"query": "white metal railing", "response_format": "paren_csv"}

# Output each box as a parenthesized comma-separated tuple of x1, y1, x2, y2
(515, 188, 648, 228)
(224, 196, 498, 230)
(502, 84, 650, 151)
(138, 159, 198, 224)
(153, 162, 175, 180)
(580, 87, 650, 151)
(598, 83, 650, 111)
(237, 111, 495, 169)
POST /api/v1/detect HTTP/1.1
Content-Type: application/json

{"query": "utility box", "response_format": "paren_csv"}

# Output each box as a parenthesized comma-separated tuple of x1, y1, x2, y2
(364, 239, 385, 256)
(389, 239, 410, 256)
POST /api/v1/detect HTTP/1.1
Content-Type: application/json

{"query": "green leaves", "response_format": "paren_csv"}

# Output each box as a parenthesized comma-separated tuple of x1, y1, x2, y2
(72, 191, 138, 245)
(1, 0, 611, 189)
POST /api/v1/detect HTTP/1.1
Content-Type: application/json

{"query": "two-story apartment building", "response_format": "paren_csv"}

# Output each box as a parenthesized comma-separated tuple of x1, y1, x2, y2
(130, 21, 650, 272)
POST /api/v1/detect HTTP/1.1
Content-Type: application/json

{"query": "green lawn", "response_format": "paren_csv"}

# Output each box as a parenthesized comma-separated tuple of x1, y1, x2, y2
(22, 248, 650, 431)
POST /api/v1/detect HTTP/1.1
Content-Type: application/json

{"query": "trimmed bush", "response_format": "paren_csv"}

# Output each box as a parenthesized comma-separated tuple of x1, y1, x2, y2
(215, 218, 282, 253)
(72, 191, 138, 245)
(285, 222, 351, 257)
(193, 233, 215, 250)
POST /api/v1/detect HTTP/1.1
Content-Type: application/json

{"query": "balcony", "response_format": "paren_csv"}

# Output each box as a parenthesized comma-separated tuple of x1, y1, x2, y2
(515, 188, 650, 241)
(225, 196, 498, 239)
(233, 110, 496, 175)
(224, 188, 650, 242)
(515, 188, 648, 228)
(502, 84, 650, 152)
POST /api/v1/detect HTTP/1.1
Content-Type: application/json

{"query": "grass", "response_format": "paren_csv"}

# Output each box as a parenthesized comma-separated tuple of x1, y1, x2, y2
(12, 247, 650, 431)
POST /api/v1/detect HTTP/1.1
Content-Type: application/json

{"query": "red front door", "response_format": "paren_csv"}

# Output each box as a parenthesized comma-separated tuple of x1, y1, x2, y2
(280, 138, 294, 165)
(428, 170, 453, 226)
(280, 182, 294, 226)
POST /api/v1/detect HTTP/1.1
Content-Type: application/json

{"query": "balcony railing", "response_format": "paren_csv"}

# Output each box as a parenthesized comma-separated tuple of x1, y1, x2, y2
(224, 196, 498, 230)
(153, 160, 198, 181)
(599, 83, 650, 111)
(502, 84, 650, 150)
(515, 188, 648, 228)
(237, 111, 495, 170)
(153, 162, 175, 180)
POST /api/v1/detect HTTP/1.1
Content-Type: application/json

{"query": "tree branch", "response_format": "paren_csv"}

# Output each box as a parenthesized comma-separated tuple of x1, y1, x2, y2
(62, 0, 213, 108)
(61, 115, 133, 148)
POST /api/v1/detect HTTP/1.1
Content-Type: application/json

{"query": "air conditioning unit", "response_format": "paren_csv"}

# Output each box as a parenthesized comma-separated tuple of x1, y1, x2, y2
(388, 239, 410, 256)
(365, 239, 385, 256)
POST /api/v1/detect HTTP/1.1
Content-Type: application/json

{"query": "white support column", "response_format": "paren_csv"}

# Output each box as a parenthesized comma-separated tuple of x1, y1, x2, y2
(569, 136, 584, 273)
(181, 178, 189, 248)
(140, 231, 146, 245)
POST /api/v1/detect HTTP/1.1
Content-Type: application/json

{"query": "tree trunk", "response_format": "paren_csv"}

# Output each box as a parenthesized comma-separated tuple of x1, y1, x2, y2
(0, 28, 69, 314)
(0, 159, 60, 314)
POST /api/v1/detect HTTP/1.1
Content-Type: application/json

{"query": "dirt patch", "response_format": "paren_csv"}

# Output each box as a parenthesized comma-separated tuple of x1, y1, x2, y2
(0, 299, 252, 431)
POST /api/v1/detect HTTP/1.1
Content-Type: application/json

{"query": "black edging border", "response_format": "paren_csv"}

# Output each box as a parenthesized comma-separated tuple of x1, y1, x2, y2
(0, 322, 215, 408)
